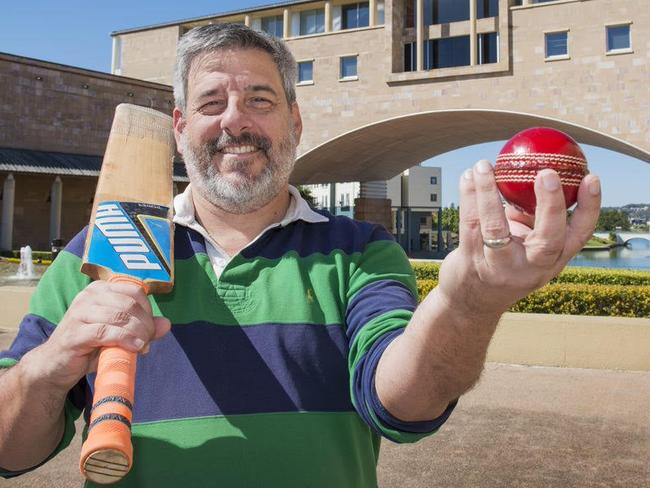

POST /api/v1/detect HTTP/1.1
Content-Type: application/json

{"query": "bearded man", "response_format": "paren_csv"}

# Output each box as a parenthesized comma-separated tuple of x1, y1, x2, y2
(0, 23, 600, 487)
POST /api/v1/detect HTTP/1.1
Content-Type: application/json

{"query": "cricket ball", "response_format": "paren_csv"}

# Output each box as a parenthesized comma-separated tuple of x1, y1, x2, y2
(494, 127, 588, 215)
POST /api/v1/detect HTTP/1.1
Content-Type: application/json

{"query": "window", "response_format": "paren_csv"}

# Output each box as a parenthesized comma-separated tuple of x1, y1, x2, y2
(476, 0, 498, 19)
(430, 194, 438, 202)
(425, 36, 470, 69)
(261, 15, 284, 37)
(607, 24, 631, 52)
(545, 31, 568, 59)
(340, 56, 358, 79)
(298, 61, 313, 83)
(404, 42, 417, 72)
(342, 2, 369, 29)
(478, 32, 498, 64)
(299, 9, 325, 35)
(425, 0, 470, 26)
(430, 176, 438, 185)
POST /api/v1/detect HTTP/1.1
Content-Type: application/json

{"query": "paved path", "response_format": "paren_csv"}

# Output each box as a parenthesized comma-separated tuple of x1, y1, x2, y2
(1, 349, 648, 487)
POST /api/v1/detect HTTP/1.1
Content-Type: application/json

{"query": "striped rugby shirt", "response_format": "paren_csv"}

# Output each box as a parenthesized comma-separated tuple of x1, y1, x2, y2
(1, 186, 455, 487)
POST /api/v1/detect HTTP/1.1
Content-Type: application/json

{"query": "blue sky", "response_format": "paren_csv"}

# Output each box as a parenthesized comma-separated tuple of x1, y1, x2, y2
(2, 0, 648, 207)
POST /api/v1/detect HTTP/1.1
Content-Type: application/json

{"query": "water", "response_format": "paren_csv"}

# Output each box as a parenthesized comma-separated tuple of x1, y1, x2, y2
(16, 245, 35, 279)
(0, 261, 46, 286)
(568, 238, 650, 270)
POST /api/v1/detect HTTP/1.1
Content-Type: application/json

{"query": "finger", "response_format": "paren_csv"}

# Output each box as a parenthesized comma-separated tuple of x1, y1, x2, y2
(457, 167, 482, 252)
(73, 322, 145, 353)
(473, 160, 511, 247)
(153, 316, 172, 340)
(74, 292, 153, 337)
(525, 170, 567, 266)
(106, 281, 153, 315)
(505, 204, 534, 236)
(562, 174, 601, 259)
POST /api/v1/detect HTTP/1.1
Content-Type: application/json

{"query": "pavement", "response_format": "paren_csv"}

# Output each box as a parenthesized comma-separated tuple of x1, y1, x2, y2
(2, 321, 648, 488)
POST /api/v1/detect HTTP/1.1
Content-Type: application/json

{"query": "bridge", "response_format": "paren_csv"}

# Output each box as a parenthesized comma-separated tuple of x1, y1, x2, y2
(593, 232, 650, 246)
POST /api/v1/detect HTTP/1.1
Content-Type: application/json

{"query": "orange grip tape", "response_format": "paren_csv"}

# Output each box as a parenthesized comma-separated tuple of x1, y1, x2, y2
(80, 276, 147, 483)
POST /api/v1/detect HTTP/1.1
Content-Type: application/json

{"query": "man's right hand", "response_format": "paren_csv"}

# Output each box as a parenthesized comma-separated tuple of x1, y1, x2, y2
(24, 281, 171, 392)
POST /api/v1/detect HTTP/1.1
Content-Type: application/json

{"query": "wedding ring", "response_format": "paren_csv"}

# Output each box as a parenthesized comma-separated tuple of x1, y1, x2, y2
(483, 233, 512, 249)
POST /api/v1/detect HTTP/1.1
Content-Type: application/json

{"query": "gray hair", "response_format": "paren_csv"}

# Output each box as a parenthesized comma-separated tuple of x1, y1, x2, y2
(173, 23, 298, 112)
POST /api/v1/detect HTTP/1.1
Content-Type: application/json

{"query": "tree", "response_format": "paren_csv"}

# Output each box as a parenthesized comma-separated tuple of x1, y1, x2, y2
(597, 209, 630, 231)
(296, 185, 317, 207)
(432, 205, 459, 233)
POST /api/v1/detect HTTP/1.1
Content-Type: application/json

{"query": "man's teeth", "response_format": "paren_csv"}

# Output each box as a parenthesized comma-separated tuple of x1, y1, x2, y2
(222, 145, 257, 154)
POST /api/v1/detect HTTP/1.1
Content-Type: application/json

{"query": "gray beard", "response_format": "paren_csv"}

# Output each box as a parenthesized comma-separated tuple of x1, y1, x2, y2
(180, 126, 297, 214)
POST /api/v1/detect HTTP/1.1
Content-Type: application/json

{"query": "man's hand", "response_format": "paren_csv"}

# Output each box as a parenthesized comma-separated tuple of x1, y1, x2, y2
(438, 159, 601, 318)
(25, 281, 171, 392)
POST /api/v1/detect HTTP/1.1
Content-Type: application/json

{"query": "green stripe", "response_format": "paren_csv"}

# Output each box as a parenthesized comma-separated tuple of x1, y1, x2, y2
(28, 250, 91, 326)
(0, 358, 18, 368)
(154, 240, 415, 327)
(366, 402, 438, 444)
(86, 412, 379, 488)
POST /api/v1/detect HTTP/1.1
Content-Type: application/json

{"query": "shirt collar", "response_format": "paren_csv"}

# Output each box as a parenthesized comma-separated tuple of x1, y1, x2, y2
(173, 184, 328, 229)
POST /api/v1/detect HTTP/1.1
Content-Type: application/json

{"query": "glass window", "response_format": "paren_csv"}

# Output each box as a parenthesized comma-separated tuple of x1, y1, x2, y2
(430, 176, 438, 185)
(300, 9, 325, 35)
(430, 193, 438, 202)
(478, 32, 498, 64)
(298, 61, 313, 83)
(545, 31, 568, 58)
(404, 42, 417, 72)
(425, 36, 470, 69)
(342, 2, 369, 29)
(476, 0, 498, 19)
(425, 0, 470, 26)
(607, 25, 631, 52)
(340, 56, 358, 78)
(261, 15, 284, 37)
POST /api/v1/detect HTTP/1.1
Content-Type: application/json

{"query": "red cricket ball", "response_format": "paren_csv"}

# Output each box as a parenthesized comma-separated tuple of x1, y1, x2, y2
(494, 127, 588, 215)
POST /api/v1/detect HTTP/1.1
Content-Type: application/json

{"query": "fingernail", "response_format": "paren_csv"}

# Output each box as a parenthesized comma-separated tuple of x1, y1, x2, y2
(542, 171, 560, 191)
(589, 176, 601, 196)
(475, 160, 492, 174)
(133, 338, 145, 350)
(463, 168, 473, 180)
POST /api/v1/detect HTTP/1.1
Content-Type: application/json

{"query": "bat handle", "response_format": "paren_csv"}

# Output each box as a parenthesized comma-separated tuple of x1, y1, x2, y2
(79, 276, 149, 484)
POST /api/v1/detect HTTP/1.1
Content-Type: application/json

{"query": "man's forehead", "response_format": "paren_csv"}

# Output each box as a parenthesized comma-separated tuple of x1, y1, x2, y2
(188, 48, 279, 81)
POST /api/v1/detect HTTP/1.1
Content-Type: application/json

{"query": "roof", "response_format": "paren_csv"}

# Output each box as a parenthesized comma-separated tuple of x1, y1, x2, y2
(0, 147, 188, 182)
(111, 0, 315, 36)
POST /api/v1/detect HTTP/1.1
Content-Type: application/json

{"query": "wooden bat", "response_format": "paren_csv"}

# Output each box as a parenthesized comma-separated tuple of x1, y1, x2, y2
(78, 103, 175, 484)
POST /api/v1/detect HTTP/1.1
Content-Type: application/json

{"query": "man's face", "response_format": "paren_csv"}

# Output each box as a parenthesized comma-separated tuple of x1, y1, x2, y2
(173, 48, 303, 214)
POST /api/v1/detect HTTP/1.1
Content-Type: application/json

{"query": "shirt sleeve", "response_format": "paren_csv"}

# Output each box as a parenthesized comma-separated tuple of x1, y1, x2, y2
(345, 225, 456, 443)
(0, 230, 91, 478)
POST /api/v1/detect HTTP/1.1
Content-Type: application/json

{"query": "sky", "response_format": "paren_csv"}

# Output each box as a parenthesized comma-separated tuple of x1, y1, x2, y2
(1, 0, 648, 208)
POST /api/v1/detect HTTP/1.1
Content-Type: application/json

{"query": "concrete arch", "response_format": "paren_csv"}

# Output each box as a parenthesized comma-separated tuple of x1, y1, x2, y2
(292, 109, 650, 185)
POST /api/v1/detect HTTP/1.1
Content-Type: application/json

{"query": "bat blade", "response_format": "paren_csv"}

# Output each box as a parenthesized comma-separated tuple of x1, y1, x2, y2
(79, 104, 175, 484)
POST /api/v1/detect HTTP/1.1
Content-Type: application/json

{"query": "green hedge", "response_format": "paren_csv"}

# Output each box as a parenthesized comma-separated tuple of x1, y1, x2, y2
(412, 262, 650, 286)
(0, 250, 53, 261)
(416, 279, 650, 318)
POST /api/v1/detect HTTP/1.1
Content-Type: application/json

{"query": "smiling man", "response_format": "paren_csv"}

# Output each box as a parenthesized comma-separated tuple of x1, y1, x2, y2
(0, 24, 601, 487)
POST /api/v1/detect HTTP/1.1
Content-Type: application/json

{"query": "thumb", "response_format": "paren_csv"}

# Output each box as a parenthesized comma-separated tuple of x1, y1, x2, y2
(153, 316, 172, 340)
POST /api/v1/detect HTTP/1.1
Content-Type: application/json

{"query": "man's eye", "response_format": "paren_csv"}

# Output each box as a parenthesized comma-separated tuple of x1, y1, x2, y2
(200, 100, 225, 113)
(249, 97, 274, 109)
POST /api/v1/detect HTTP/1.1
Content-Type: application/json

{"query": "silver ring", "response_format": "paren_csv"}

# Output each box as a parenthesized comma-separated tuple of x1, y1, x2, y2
(483, 233, 512, 249)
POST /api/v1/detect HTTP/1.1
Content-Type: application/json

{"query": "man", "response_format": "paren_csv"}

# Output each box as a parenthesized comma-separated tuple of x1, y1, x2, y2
(0, 24, 600, 487)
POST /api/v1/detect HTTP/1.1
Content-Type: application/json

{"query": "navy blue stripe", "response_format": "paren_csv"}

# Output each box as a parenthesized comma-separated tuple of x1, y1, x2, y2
(86, 322, 353, 423)
(345, 280, 416, 343)
(241, 213, 394, 260)
(63, 226, 88, 258)
(174, 225, 207, 260)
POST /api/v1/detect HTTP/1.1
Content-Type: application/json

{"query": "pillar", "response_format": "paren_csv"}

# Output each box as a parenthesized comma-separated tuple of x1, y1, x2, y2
(470, 0, 477, 65)
(1, 173, 15, 251)
(416, 0, 424, 71)
(354, 181, 392, 230)
(369, 0, 377, 26)
(283, 9, 291, 38)
(244, 15, 251, 27)
(49, 176, 62, 244)
(325, 1, 332, 33)
(329, 182, 336, 214)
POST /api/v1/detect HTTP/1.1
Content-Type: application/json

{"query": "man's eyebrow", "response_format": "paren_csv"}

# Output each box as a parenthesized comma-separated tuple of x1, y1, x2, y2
(246, 84, 279, 97)
(195, 88, 223, 101)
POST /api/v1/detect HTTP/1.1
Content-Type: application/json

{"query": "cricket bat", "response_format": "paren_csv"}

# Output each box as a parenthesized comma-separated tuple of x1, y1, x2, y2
(78, 104, 175, 484)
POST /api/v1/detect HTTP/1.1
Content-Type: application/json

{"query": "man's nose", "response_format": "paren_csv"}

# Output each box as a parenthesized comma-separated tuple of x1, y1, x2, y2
(220, 99, 251, 137)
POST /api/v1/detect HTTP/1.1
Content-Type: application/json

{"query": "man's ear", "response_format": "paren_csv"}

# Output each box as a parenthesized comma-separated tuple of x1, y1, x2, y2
(290, 102, 303, 145)
(172, 107, 186, 154)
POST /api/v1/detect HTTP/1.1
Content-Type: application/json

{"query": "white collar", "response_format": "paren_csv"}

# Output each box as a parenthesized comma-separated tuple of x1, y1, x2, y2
(173, 184, 328, 233)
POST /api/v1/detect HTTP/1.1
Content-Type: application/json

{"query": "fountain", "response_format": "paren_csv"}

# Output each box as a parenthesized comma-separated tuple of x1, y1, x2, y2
(15, 245, 35, 279)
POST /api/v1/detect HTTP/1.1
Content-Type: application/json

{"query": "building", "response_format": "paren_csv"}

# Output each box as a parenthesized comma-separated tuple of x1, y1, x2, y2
(112, 0, 649, 232)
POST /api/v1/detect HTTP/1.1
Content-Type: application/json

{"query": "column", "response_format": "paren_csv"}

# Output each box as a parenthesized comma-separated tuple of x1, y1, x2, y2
(329, 183, 336, 214)
(470, 0, 477, 65)
(325, 1, 332, 33)
(283, 9, 291, 38)
(1, 173, 15, 251)
(354, 181, 392, 230)
(369, 0, 377, 26)
(416, 0, 424, 71)
(522, 0, 531, 5)
(244, 15, 251, 27)
(49, 176, 62, 244)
